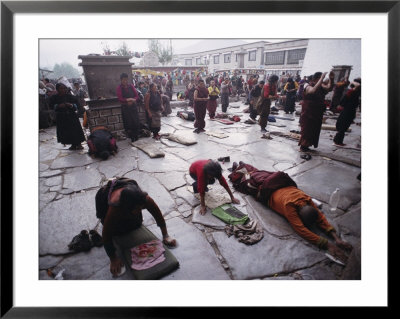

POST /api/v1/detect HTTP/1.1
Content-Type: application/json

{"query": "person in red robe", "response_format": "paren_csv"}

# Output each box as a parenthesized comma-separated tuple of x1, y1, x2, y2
(298, 71, 335, 152)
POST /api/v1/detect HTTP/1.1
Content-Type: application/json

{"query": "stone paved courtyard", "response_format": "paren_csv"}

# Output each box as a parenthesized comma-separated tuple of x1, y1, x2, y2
(39, 98, 361, 280)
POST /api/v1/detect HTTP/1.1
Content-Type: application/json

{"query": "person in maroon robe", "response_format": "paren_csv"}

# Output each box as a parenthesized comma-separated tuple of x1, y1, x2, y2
(298, 71, 335, 152)
(193, 79, 209, 134)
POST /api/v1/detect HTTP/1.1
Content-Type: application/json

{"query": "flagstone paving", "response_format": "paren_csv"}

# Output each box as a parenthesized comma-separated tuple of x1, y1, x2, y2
(38, 98, 361, 280)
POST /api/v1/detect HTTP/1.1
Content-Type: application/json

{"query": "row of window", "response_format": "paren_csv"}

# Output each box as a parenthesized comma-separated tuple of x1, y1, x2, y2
(265, 48, 306, 65)
(184, 48, 306, 66)
(185, 50, 258, 66)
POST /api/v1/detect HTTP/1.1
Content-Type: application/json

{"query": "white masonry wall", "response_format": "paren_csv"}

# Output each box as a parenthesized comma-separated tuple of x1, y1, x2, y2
(301, 39, 361, 80)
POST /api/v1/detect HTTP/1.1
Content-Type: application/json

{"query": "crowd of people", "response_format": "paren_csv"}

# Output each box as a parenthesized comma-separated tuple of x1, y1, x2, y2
(40, 68, 361, 276)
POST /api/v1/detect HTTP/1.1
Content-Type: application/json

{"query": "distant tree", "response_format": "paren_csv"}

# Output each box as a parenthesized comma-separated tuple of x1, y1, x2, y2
(148, 39, 174, 66)
(52, 62, 81, 79)
(115, 41, 132, 56)
(101, 41, 111, 55)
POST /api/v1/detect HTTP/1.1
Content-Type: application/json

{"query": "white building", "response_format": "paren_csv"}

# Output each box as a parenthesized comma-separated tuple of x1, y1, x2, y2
(174, 39, 361, 81)
(300, 39, 361, 80)
(175, 39, 309, 77)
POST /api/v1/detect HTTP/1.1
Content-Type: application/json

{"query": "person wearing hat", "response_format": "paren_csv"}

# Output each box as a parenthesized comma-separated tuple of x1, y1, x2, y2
(333, 78, 361, 146)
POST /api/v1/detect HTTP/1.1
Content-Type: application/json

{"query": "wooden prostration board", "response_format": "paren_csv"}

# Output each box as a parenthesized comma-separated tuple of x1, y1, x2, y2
(132, 140, 165, 158)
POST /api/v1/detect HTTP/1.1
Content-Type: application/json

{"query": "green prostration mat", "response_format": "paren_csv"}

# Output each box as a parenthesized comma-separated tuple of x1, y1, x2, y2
(113, 225, 179, 280)
(211, 204, 249, 225)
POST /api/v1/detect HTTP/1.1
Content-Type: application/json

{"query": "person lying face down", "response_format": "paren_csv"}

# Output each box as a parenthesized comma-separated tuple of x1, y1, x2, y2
(228, 161, 353, 264)
(87, 126, 118, 160)
(189, 159, 240, 215)
(97, 180, 177, 276)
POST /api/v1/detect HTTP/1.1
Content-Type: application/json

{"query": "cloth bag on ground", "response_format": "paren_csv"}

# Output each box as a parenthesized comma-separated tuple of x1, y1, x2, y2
(211, 204, 249, 225)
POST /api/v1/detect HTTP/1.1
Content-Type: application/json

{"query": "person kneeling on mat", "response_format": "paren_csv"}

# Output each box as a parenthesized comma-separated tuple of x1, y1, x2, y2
(96, 179, 177, 276)
(189, 159, 240, 215)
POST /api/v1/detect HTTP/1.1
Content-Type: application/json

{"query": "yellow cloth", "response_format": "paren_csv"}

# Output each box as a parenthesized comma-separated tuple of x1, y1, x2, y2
(208, 86, 220, 96)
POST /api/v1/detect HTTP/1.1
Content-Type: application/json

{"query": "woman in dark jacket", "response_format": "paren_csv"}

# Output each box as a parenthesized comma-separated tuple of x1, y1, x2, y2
(49, 83, 85, 150)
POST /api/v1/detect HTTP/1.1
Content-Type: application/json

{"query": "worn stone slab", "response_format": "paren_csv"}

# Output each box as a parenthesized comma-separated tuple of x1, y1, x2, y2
(40, 163, 49, 171)
(50, 152, 99, 169)
(293, 161, 361, 211)
(213, 132, 261, 147)
(212, 231, 326, 279)
(284, 158, 324, 177)
(173, 186, 199, 207)
(123, 170, 176, 218)
(242, 140, 300, 164)
(40, 147, 61, 162)
(334, 202, 361, 247)
(63, 166, 102, 192)
(96, 156, 138, 179)
(293, 260, 339, 280)
(148, 217, 230, 280)
(274, 162, 295, 171)
(44, 175, 62, 187)
(138, 152, 189, 173)
(58, 188, 75, 195)
(39, 189, 99, 255)
(55, 247, 111, 280)
(39, 255, 63, 270)
(177, 203, 192, 217)
(153, 172, 186, 191)
(39, 191, 57, 212)
(40, 169, 63, 178)
(192, 205, 227, 230)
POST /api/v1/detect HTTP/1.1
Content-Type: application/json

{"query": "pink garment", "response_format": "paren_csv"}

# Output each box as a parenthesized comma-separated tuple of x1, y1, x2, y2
(130, 239, 165, 270)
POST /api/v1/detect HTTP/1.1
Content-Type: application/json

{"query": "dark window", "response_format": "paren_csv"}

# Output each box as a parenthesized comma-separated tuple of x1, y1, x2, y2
(196, 58, 201, 65)
(248, 50, 257, 61)
(185, 59, 192, 66)
(265, 51, 285, 65)
(213, 55, 219, 64)
(287, 48, 307, 64)
(224, 54, 231, 63)
(235, 54, 238, 62)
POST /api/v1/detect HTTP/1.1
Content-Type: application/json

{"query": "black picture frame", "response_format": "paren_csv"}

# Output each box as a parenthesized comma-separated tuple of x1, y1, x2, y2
(1, 1, 396, 317)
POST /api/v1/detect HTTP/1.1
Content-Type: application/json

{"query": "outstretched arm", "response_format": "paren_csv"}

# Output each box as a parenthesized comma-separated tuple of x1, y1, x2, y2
(145, 195, 177, 247)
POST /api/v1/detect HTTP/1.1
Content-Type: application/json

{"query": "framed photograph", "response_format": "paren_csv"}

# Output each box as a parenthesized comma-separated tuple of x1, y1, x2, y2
(1, 0, 396, 317)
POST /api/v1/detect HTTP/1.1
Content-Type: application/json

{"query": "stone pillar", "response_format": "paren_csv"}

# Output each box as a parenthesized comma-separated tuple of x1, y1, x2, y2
(78, 55, 134, 137)
(332, 65, 353, 83)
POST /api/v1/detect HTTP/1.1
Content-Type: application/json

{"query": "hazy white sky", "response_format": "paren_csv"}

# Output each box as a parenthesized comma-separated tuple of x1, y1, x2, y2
(39, 39, 287, 69)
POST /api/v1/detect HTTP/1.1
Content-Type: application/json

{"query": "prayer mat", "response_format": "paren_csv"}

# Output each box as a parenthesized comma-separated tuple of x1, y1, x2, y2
(321, 124, 351, 132)
(132, 140, 165, 158)
(205, 131, 229, 139)
(212, 204, 249, 225)
(164, 133, 197, 145)
(113, 225, 179, 280)
(212, 119, 234, 125)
